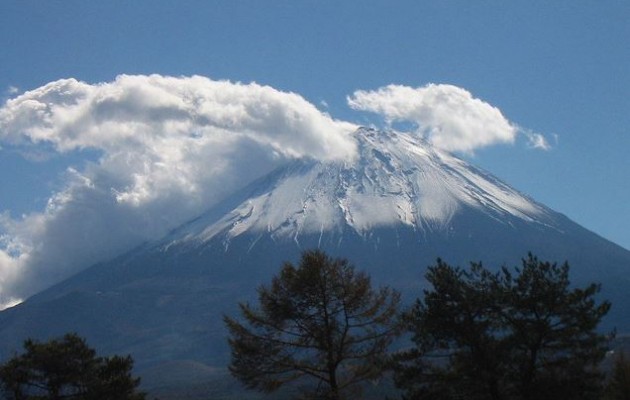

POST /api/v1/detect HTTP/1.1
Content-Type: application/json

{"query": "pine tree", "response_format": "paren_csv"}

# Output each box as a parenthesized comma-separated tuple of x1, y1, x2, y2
(395, 254, 611, 400)
(0, 333, 145, 400)
(225, 250, 401, 400)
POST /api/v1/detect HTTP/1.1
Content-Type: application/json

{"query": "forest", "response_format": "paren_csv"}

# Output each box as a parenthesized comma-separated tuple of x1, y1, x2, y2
(1, 251, 628, 400)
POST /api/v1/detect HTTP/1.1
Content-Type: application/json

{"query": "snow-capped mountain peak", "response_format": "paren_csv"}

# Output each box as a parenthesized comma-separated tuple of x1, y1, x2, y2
(169, 128, 550, 247)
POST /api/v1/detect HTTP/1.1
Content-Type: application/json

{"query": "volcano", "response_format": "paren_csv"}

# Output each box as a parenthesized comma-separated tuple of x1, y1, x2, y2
(1, 128, 628, 396)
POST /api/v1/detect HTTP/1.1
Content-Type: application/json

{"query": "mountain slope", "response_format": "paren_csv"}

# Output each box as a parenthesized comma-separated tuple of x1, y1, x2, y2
(0, 128, 628, 397)
(165, 128, 553, 248)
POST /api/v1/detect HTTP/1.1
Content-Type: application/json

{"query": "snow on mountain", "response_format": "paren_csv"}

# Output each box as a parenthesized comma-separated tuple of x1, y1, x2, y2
(2, 127, 630, 398)
(167, 127, 552, 248)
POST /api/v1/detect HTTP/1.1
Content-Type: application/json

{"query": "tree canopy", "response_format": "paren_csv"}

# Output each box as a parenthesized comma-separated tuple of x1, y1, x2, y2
(395, 254, 612, 400)
(0, 333, 145, 400)
(224, 250, 401, 399)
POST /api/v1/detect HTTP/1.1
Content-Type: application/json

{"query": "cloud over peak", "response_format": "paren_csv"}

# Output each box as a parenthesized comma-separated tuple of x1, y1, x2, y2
(0, 75, 358, 306)
(0, 75, 549, 307)
(348, 84, 549, 154)
(1, 75, 357, 158)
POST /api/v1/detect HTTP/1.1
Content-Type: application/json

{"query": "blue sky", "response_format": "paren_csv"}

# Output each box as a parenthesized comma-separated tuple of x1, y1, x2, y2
(0, 1, 629, 304)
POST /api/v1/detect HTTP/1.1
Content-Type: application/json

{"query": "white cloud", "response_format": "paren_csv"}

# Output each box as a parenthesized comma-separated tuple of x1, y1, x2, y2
(520, 127, 551, 150)
(1, 75, 357, 159)
(0, 76, 551, 307)
(348, 84, 549, 154)
(0, 75, 357, 304)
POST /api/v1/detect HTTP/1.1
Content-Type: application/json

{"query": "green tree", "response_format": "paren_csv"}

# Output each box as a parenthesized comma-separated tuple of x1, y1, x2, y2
(395, 254, 611, 400)
(0, 333, 146, 400)
(224, 250, 402, 400)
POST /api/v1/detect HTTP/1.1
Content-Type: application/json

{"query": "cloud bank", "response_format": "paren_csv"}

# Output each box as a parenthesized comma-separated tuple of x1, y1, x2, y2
(0, 75, 357, 306)
(348, 84, 549, 153)
(0, 76, 548, 307)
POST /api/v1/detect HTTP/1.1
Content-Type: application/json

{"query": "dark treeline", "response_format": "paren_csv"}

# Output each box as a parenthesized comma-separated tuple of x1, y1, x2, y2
(0, 333, 145, 400)
(226, 250, 625, 400)
(1, 251, 628, 400)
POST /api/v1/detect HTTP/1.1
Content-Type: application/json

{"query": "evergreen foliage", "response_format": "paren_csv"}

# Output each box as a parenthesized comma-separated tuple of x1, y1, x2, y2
(224, 250, 402, 400)
(395, 253, 611, 400)
(0, 333, 145, 400)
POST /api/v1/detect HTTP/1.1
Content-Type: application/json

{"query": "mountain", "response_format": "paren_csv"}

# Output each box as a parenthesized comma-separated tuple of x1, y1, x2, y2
(1, 128, 629, 396)
(168, 128, 551, 246)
